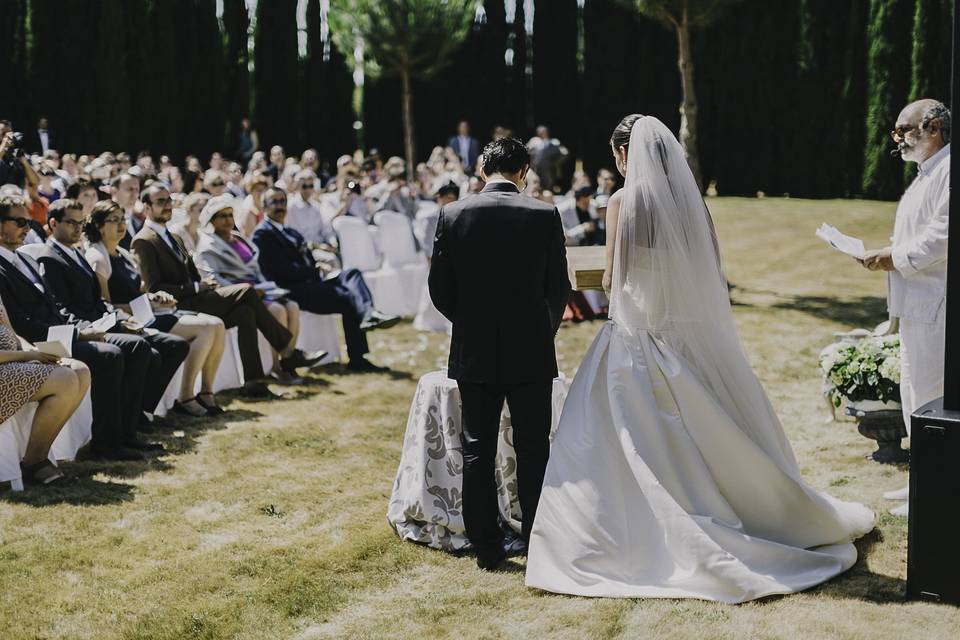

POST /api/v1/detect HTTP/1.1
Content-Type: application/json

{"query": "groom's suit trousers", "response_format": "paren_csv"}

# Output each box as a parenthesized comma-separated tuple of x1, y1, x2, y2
(457, 380, 553, 554)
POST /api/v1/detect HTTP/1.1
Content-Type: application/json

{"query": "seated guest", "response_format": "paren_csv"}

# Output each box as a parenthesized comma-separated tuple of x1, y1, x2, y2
(557, 186, 602, 247)
(0, 297, 90, 485)
(167, 192, 209, 255)
(0, 193, 151, 460)
(286, 170, 337, 248)
(66, 177, 99, 219)
(84, 200, 227, 416)
(131, 183, 323, 397)
(252, 188, 399, 372)
(192, 196, 304, 383)
(36, 199, 190, 430)
(112, 171, 145, 250)
(202, 171, 228, 197)
(236, 170, 270, 238)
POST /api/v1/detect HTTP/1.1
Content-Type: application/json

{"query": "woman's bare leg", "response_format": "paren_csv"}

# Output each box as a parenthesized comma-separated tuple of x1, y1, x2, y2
(23, 367, 83, 465)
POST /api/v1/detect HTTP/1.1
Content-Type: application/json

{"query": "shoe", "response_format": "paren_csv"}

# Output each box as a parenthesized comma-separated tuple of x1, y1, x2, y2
(196, 393, 225, 416)
(173, 397, 209, 417)
(346, 357, 389, 373)
(476, 551, 507, 571)
(360, 310, 401, 332)
(123, 438, 164, 452)
(279, 349, 327, 373)
(20, 460, 69, 486)
(502, 537, 528, 558)
(883, 485, 910, 501)
(270, 370, 305, 384)
(91, 446, 146, 461)
(890, 502, 909, 517)
(241, 381, 276, 398)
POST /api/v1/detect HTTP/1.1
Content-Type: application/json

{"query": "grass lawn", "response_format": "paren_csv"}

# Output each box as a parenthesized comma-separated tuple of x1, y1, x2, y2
(3, 197, 959, 639)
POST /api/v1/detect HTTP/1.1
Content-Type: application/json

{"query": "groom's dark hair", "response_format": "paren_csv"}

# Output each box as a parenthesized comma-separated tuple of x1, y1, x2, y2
(481, 138, 529, 175)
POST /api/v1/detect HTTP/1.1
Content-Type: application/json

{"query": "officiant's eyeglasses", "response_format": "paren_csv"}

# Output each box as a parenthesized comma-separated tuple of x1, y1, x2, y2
(890, 125, 916, 140)
(0, 216, 29, 228)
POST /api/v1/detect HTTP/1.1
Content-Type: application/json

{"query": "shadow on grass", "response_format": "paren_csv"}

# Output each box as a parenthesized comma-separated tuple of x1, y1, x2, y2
(733, 288, 888, 328)
(320, 363, 415, 382)
(2, 407, 266, 507)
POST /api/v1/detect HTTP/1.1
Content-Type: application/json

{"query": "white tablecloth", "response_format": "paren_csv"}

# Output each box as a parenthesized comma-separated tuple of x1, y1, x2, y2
(387, 370, 568, 551)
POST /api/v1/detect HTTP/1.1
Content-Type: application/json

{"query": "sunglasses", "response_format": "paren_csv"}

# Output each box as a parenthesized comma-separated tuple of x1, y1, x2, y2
(890, 124, 917, 141)
(1, 217, 29, 228)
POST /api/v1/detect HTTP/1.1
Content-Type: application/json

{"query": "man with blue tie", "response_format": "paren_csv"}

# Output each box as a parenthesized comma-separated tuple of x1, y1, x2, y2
(37, 199, 189, 435)
(252, 188, 399, 372)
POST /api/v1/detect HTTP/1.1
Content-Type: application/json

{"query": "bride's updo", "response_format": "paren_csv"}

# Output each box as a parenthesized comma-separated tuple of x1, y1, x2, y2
(610, 114, 644, 149)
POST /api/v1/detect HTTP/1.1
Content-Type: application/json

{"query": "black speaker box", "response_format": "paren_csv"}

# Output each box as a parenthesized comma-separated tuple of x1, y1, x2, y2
(906, 397, 960, 605)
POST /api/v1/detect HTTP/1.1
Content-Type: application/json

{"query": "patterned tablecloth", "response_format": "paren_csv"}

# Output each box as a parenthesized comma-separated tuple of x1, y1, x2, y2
(387, 370, 569, 551)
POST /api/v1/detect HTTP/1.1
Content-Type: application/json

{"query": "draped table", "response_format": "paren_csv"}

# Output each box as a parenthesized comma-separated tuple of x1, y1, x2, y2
(387, 370, 569, 551)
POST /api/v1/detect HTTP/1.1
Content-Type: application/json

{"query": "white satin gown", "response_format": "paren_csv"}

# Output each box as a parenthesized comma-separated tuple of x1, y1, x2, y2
(525, 322, 875, 603)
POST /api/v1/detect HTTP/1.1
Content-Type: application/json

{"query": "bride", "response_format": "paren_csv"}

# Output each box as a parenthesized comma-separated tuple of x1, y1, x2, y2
(525, 115, 874, 603)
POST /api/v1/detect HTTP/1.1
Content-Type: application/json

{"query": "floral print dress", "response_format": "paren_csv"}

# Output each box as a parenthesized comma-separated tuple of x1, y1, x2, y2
(0, 299, 56, 423)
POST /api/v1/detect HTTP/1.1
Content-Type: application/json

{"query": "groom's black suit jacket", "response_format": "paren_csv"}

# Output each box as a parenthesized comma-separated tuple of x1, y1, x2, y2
(429, 181, 570, 383)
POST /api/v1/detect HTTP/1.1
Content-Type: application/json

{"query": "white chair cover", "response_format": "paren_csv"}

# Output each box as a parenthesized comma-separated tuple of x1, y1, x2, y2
(334, 217, 381, 272)
(374, 212, 428, 317)
(0, 403, 36, 490)
(49, 388, 92, 461)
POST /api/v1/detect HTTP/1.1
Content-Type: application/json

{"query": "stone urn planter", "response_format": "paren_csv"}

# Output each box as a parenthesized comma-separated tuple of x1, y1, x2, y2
(845, 400, 909, 463)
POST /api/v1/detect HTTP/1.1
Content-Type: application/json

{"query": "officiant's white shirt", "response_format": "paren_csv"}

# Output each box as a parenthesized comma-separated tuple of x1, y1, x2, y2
(889, 143, 949, 426)
(888, 143, 949, 324)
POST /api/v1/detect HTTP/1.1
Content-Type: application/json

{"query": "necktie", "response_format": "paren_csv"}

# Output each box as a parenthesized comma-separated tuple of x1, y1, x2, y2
(73, 248, 95, 276)
(166, 231, 185, 260)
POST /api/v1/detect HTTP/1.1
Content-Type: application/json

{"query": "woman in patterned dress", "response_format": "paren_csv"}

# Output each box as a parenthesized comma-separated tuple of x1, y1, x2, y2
(0, 297, 90, 485)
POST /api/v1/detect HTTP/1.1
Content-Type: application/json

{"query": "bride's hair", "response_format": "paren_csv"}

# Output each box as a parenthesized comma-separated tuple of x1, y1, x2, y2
(610, 114, 644, 149)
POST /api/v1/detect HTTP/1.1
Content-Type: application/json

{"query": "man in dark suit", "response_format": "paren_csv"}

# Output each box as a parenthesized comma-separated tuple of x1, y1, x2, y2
(38, 199, 189, 426)
(252, 187, 399, 372)
(26, 117, 53, 155)
(428, 137, 571, 570)
(130, 183, 323, 397)
(0, 194, 150, 460)
(447, 120, 481, 174)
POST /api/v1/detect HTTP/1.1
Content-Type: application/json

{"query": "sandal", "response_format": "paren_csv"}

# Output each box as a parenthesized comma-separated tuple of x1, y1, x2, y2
(196, 393, 225, 416)
(174, 397, 209, 417)
(20, 460, 68, 486)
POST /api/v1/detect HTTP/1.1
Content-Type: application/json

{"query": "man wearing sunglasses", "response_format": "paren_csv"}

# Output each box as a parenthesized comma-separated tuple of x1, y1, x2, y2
(861, 98, 950, 518)
(0, 194, 150, 460)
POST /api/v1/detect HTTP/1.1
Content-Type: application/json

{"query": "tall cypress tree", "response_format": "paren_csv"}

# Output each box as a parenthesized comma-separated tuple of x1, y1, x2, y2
(221, 0, 250, 158)
(862, 0, 913, 200)
(94, 0, 132, 152)
(253, 0, 302, 154)
(910, 0, 952, 101)
(303, 0, 355, 159)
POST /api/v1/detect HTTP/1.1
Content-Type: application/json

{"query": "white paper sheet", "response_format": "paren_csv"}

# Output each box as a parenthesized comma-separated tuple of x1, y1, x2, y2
(33, 340, 71, 358)
(130, 294, 156, 327)
(46, 325, 74, 357)
(90, 312, 117, 334)
(815, 223, 866, 260)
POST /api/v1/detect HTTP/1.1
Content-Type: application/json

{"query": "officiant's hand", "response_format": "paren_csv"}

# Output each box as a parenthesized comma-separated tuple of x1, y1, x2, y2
(862, 247, 895, 272)
(602, 268, 612, 293)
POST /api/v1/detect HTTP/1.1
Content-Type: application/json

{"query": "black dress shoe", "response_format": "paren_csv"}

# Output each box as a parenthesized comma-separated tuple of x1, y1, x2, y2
(476, 551, 507, 571)
(270, 370, 305, 384)
(240, 381, 276, 398)
(123, 438, 165, 452)
(279, 349, 327, 373)
(91, 446, 146, 461)
(503, 537, 528, 558)
(346, 357, 389, 373)
(360, 310, 401, 332)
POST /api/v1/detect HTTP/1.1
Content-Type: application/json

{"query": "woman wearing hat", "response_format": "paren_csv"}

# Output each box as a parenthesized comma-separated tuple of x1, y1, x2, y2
(84, 200, 226, 417)
(192, 194, 304, 383)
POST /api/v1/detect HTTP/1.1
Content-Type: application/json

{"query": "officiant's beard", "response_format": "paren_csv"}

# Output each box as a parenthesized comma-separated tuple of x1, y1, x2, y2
(898, 140, 918, 162)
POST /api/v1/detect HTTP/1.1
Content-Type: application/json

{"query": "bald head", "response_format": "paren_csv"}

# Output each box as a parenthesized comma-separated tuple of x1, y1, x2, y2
(894, 98, 950, 164)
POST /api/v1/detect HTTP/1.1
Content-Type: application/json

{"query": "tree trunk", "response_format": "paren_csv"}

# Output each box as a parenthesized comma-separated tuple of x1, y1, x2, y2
(675, 7, 703, 192)
(400, 65, 416, 181)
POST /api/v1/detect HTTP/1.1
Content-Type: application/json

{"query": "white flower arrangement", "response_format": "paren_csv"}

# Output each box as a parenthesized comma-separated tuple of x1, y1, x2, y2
(819, 335, 901, 407)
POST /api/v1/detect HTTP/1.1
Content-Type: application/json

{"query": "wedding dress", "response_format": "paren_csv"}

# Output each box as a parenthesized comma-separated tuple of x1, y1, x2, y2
(525, 117, 874, 603)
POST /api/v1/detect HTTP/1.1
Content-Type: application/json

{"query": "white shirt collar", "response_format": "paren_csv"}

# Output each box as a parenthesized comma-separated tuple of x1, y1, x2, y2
(266, 218, 285, 232)
(485, 175, 519, 187)
(51, 237, 81, 258)
(0, 246, 19, 263)
(145, 219, 168, 236)
(918, 143, 950, 176)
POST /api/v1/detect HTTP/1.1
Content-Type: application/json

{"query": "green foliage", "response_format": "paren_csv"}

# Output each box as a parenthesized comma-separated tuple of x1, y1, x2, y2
(910, 0, 952, 102)
(862, 0, 913, 200)
(819, 336, 902, 406)
(328, 0, 475, 81)
(253, 0, 302, 152)
(618, 0, 743, 28)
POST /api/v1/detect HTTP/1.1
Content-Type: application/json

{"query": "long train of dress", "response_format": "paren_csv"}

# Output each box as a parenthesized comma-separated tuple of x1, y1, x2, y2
(525, 322, 874, 603)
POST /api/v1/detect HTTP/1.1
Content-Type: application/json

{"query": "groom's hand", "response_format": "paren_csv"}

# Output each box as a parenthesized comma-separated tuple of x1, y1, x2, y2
(602, 269, 612, 293)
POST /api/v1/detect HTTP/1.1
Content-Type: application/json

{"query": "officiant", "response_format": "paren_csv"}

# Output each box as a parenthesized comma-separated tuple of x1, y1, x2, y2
(862, 99, 950, 517)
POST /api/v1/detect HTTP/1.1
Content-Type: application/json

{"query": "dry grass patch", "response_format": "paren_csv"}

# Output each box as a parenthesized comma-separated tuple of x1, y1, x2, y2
(1, 198, 959, 639)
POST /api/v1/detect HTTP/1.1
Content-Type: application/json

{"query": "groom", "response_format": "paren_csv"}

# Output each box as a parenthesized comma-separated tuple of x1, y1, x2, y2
(429, 137, 570, 570)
